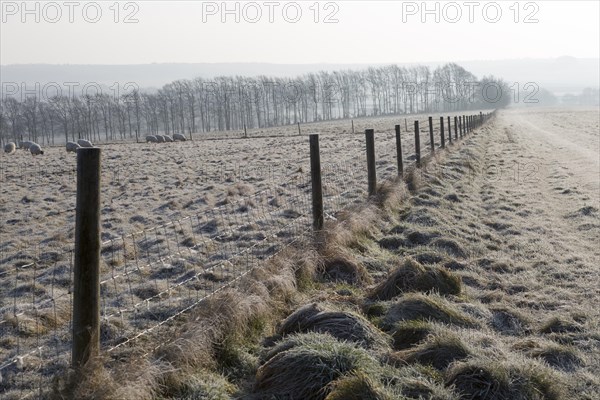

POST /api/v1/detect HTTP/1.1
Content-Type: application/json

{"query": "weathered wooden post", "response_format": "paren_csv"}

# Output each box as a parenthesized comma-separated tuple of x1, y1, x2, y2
(428, 116, 435, 152)
(454, 116, 458, 140)
(72, 147, 102, 368)
(244, 124, 248, 138)
(297, 122, 301, 136)
(448, 116, 452, 143)
(414, 121, 421, 166)
(439, 117, 445, 148)
(395, 124, 403, 176)
(352, 119, 355, 134)
(309, 134, 324, 231)
(365, 129, 377, 196)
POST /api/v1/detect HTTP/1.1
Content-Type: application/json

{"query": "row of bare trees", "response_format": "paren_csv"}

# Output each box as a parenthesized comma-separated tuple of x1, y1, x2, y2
(0, 63, 509, 146)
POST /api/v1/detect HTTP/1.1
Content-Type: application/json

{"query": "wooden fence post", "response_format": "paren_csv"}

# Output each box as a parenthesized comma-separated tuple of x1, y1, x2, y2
(448, 116, 452, 143)
(414, 121, 421, 166)
(298, 122, 301, 136)
(244, 124, 248, 138)
(309, 134, 323, 231)
(405, 118, 408, 132)
(454, 116, 458, 140)
(72, 148, 102, 368)
(439, 117, 445, 148)
(428, 116, 435, 152)
(395, 124, 403, 176)
(365, 129, 376, 196)
(352, 119, 354, 134)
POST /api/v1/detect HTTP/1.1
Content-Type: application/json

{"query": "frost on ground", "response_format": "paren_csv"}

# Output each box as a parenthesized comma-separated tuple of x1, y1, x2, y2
(0, 107, 598, 399)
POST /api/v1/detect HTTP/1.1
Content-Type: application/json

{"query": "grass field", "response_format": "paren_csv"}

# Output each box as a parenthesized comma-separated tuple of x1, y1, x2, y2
(0, 107, 598, 399)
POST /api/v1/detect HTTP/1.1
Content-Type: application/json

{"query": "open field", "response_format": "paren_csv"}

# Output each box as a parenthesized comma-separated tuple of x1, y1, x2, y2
(0, 107, 598, 399)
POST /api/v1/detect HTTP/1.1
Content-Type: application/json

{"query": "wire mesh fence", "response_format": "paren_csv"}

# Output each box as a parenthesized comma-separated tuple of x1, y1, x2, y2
(0, 111, 494, 398)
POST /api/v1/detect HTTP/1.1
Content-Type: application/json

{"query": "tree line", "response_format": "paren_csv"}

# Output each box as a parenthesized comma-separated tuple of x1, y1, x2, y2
(0, 63, 510, 146)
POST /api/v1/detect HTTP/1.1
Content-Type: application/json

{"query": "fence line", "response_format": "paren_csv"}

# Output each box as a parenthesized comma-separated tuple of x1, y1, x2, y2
(0, 111, 494, 398)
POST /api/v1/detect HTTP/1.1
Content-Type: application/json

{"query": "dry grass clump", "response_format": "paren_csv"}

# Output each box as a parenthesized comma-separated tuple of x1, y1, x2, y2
(277, 303, 390, 350)
(379, 363, 456, 400)
(445, 358, 564, 400)
(253, 334, 379, 400)
(381, 293, 478, 331)
(368, 258, 461, 300)
(390, 320, 435, 350)
(430, 238, 467, 258)
(372, 180, 411, 211)
(320, 255, 373, 285)
(513, 339, 584, 371)
(157, 369, 235, 400)
(388, 331, 471, 370)
(539, 316, 584, 334)
(156, 289, 271, 373)
(324, 373, 395, 400)
(54, 355, 162, 400)
(489, 306, 531, 336)
(261, 332, 336, 364)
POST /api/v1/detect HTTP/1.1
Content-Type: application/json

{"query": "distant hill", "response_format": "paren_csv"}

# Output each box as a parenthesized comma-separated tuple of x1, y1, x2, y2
(1, 57, 598, 96)
(459, 57, 599, 95)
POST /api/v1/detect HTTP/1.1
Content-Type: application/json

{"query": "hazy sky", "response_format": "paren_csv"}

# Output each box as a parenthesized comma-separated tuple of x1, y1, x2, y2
(1, 0, 599, 65)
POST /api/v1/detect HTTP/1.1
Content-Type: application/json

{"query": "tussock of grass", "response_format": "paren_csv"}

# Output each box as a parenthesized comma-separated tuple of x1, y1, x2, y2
(378, 234, 406, 251)
(371, 180, 410, 211)
(381, 293, 478, 331)
(388, 331, 471, 370)
(391, 320, 435, 350)
(254, 335, 379, 400)
(379, 363, 455, 400)
(368, 258, 461, 301)
(405, 168, 423, 192)
(513, 339, 584, 371)
(261, 332, 337, 364)
(1, 299, 70, 339)
(412, 251, 446, 265)
(158, 370, 235, 400)
(320, 255, 372, 285)
(489, 306, 531, 336)
(277, 303, 390, 350)
(54, 356, 161, 400)
(324, 373, 394, 400)
(445, 358, 564, 400)
(539, 316, 584, 334)
(430, 238, 467, 258)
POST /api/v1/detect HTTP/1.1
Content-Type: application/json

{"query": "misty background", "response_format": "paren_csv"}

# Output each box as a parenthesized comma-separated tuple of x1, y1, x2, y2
(1, 1, 599, 145)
